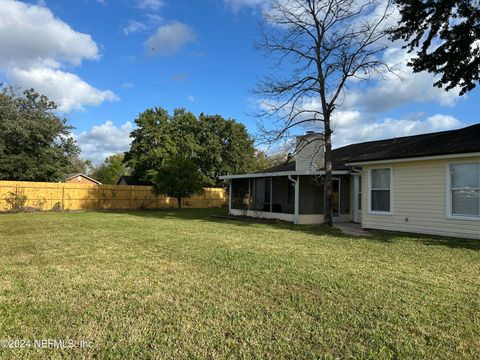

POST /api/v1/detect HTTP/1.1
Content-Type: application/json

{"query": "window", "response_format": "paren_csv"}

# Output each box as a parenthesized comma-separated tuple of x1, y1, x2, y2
(370, 168, 391, 213)
(449, 163, 480, 218)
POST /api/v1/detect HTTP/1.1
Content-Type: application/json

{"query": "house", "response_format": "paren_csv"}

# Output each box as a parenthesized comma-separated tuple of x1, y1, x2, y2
(220, 124, 480, 240)
(116, 175, 153, 186)
(63, 173, 102, 185)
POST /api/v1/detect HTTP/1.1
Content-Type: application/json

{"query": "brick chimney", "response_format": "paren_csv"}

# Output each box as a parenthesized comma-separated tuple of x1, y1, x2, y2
(295, 131, 325, 173)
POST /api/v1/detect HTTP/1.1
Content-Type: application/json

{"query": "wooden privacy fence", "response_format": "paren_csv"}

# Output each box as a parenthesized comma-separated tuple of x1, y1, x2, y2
(0, 181, 227, 212)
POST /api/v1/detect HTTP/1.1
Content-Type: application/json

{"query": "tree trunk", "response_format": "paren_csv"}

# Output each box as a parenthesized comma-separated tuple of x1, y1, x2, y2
(177, 197, 182, 209)
(323, 116, 333, 226)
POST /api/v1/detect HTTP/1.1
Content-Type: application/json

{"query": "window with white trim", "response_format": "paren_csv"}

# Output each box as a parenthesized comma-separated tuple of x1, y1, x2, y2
(449, 163, 480, 217)
(370, 168, 391, 213)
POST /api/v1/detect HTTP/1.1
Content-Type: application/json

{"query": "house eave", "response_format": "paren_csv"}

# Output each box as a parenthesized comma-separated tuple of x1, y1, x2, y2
(219, 170, 351, 180)
(345, 152, 480, 166)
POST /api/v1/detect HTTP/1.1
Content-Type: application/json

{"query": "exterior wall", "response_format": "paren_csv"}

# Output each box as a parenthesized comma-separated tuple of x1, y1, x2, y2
(362, 156, 480, 239)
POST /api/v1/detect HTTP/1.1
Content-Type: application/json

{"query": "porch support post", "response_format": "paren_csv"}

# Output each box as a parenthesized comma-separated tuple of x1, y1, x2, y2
(228, 181, 232, 214)
(248, 178, 251, 210)
(269, 178, 273, 213)
(294, 175, 299, 224)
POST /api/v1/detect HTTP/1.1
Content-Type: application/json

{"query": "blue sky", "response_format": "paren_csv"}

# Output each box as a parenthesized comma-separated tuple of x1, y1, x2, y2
(0, 0, 479, 163)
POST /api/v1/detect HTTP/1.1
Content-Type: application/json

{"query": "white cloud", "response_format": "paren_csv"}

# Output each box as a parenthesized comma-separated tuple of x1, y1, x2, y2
(332, 114, 462, 147)
(122, 13, 163, 35)
(8, 67, 118, 112)
(122, 20, 148, 35)
(223, 0, 270, 11)
(76, 121, 133, 164)
(136, 0, 164, 11)
(145, 22, 195, 56)
(188, 95, 195, 102)
(145, 21, 195, 56)
(121, 82, 134, 89)
(343, 47, 462, 113)
(0, 0, 98, 68)
(0, 0, 116, 112)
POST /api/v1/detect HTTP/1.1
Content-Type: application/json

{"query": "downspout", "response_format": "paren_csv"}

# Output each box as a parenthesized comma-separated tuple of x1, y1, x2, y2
(288, 175, 299, 224)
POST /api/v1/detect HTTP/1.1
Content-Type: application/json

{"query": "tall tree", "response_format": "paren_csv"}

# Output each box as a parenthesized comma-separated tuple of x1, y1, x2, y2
(389, 0, 480, 95)
(151, 156, 203, 208)
(68, 158, 94, 176)
(256, 0, 393, 225)
(91, 154, 129, 184)
(124, 108, 256, 186)
(0, 87, 80, 182)
(123, 107, 176, 182)
(198, 114, 256, 185)
(252, 150, 289, 171)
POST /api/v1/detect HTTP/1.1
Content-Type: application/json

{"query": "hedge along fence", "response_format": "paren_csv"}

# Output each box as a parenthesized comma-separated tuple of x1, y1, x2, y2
(0, 181, 227, 212)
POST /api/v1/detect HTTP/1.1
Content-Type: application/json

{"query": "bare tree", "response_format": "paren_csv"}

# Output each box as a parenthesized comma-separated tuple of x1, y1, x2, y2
(255, 0, 394, 226)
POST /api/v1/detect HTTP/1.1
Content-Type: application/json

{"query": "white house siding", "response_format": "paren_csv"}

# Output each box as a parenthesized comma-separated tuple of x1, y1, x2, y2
(362, 156, 480, 240)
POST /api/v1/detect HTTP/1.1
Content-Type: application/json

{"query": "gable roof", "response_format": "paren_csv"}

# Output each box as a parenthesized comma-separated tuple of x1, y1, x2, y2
(338, 123, 480, 164)
(222, 123, 480, 178)
(63, 173, 102, 185)
(260, 123, 480, 172)
(116, 175, 153, 186)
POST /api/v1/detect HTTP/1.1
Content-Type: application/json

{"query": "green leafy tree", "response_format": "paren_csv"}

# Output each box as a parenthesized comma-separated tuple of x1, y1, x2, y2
(123, 108, 176, 182)
(151, 156, 203, 208)
(0, 87, 80, 181)
(91, 154, 129, 184)
(68, 158, 94, 175)
(389, 0, 480, 95)
(124, 107, 256, 186)
(198, 114, 256, 185)
(252, 150, 289, 171)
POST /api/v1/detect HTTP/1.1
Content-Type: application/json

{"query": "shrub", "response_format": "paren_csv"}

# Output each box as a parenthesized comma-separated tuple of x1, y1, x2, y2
(4, 191, 28, 212)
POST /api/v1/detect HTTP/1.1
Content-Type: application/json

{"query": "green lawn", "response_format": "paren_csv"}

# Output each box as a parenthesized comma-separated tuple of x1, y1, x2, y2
(0, 209, 479, 359)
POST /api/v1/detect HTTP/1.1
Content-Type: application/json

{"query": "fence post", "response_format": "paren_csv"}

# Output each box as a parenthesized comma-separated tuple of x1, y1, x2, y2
(97, 186, 101, 210)
(130, 187, 134, 209)
(61, 185, 65, 211)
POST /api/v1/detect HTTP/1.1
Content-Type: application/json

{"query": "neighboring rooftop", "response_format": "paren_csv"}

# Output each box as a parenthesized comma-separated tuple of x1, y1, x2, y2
(116, 175, 153, 186)
(63, 173, 102, 185)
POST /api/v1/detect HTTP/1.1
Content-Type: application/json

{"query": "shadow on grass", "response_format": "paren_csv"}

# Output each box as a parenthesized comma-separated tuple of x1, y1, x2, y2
(98, 208, 480, 251)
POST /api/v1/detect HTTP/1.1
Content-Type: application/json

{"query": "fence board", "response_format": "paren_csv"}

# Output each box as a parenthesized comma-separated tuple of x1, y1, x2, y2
(0, 181, 227, 211)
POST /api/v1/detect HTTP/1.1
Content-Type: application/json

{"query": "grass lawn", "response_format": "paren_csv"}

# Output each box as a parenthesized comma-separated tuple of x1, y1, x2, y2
(0, 208, 479, 359)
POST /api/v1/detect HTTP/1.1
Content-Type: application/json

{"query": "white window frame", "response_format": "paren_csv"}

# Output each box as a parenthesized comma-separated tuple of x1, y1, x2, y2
(368, 167, 394, 215)
(445, 161, 480, 221)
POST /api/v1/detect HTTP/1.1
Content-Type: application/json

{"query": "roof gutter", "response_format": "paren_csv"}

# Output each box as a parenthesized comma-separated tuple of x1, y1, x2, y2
(345, 152, 480, 166)
(219, 170, 351, 180)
